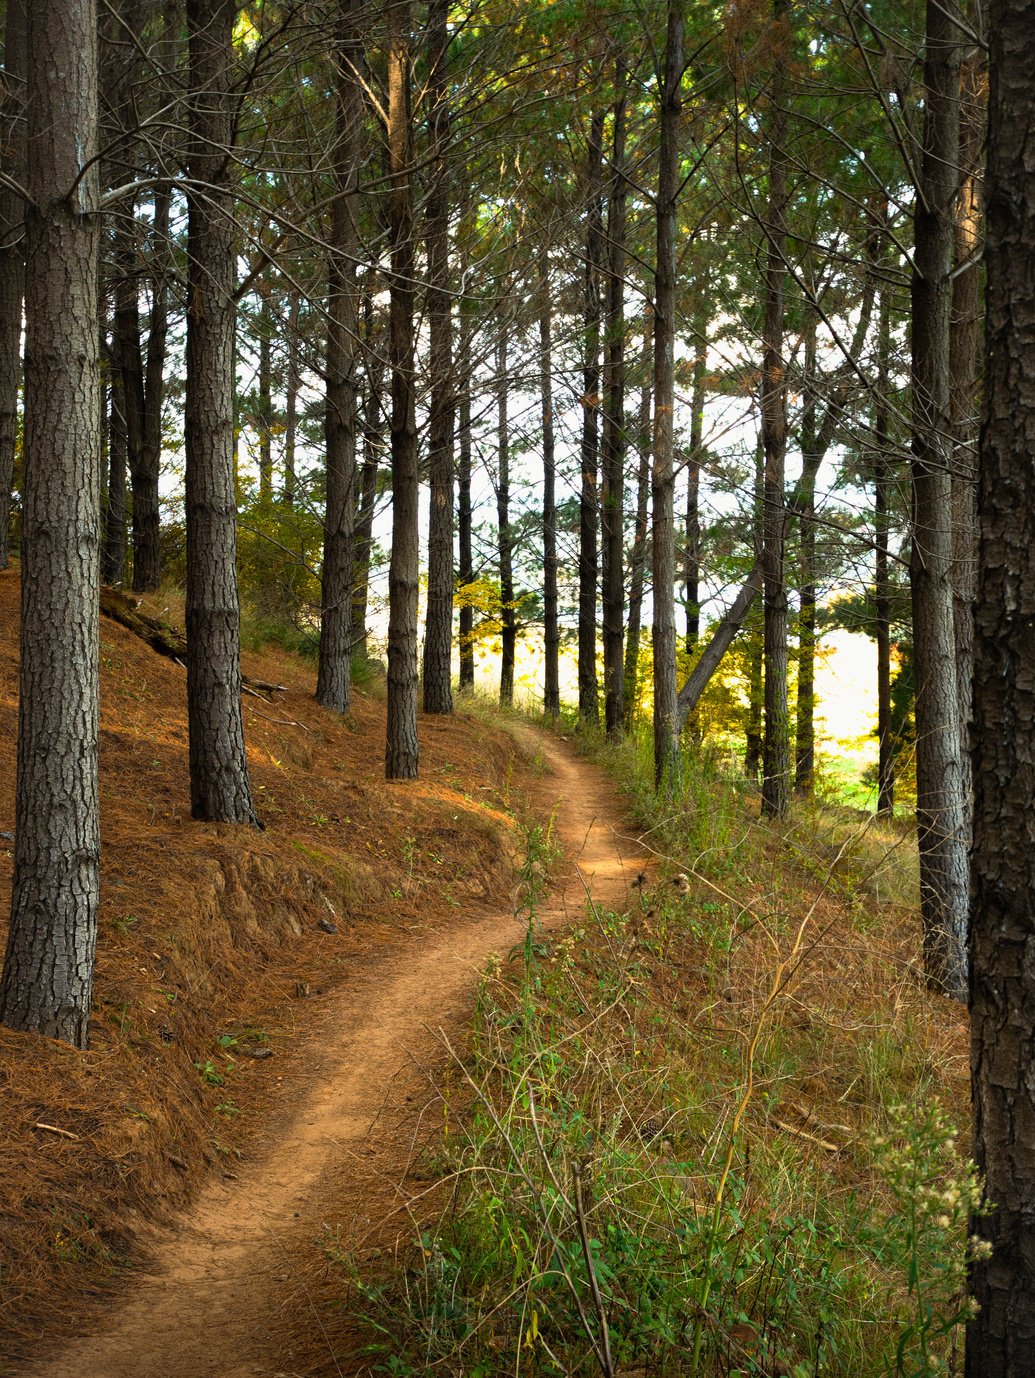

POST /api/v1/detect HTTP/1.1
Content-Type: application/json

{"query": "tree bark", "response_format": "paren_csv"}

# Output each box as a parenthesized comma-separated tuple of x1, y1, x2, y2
(104, 354, 129, 585)
(745, 426, 765, 780)
(684, 301, 706, 654)
(257, 305, 273, 500)
(0, 0, 101, 1047)
(0, 0, 26, 570)
(677, 564, 763, 727)
(968, 0, 1035, 1358)
(760, 0, 790, 821)
(457, 301, 475, 692)
(910, 0, 967, 998)
(601, 73, 627, 740)
(184, 0, 257, 825)
(578, 108, 604, 727)
(651, 1, 683, 790)
(623, 325, 651, 730)
(496, 334, 515, 707)
(875, 262, 895, 815)
(316, 0, 361, 716)
(284, 289, 299, 507)
(349, 286, 383, 658)
(385, 0, 419, 779)
(421, 0, 454, 715)
(539, 254, 560, 720)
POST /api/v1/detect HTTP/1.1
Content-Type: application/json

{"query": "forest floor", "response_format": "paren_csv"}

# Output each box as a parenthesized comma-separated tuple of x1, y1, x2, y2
(0, 566, 645, 1377)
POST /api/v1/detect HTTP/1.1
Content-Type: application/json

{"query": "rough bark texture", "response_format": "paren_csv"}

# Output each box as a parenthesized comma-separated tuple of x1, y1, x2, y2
(0, 0, 101, 1047)
(968, 1, 1035, 1361)
(578, 109, 604, 727)
(421, 0, 454, 715)
(651, 2, 682, 791)
(184, 0, 257, 825)
(316, 0, 361, 717)
(623, 326, 651, 730)
(496, 335, 515, 707)
(601, 76, 627, 740)
(540, 258, 560, 720)
(385, 0, 419, 779)
(0, 0, 26, 570)
(910, 0, 967, 999)
(760, 0, 790, 821)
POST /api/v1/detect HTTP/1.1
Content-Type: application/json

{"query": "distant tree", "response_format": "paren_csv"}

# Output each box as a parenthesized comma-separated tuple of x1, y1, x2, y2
(968, 0, 1035, 1362)
(0, 0, 25, 571)
(0, 0, 101, 1046)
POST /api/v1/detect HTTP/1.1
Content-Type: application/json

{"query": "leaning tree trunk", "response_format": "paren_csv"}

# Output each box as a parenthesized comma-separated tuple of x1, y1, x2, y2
(539, 255, 560, 720)
(421, 0, 455, 715)
(910, 0, 967, 999)
(651, 0, 683, 790)
(184, 0, 257, 824)
(0, 0, 101, 1047)
(0, 0, 26, 570)
(601, 72, 627, 740)
(578, 108, 604, 728)
(968, 0, 1035, 1359)
(316, 0, 361, 716)
(496, 334, 516, 707)
(760, 0, 790, 822)
(385, 0, 420, 779)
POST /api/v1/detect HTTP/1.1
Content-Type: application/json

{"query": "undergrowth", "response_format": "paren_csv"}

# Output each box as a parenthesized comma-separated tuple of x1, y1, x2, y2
(344, 717, 975, 1377)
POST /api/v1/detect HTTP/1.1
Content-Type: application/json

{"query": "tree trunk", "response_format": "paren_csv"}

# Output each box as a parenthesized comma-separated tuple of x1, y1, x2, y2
(496, 334, 516, 707)
(421, 0, 454, 715)
(133, 180, 170, 593)
(0, 0, 101, 1047)
(760, 0, 790, 821)
(677, 564, 763, 727)
(795, 320, 822, 794)
(184, 0, 257, 825)
(684, 303, 706, 653)
(623, 324, 651, 730)
(457, 302, 475, 691)
(316, 0, 361, 716)
(104, 357, 129, 586)
(257, 307, 273, 500)
(875, 269, 895, 815)
(910, 0, 967, 998)
(284, 289, 299, 506)
(540, 254, 560, 720)
(349, 287, 383, 657)
(578, 108, 604, 727)
(968, 0, 1035, 1357)
(385, 0, 419, 779)
(601, 74, 627, 740)
(0, 0, 26, 570)
(651, 1, 683, 790)
(745, 426, 765, 780)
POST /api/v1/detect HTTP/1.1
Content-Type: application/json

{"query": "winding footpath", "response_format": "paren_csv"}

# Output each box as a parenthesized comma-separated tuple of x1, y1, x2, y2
(25, 730, 644, 1378)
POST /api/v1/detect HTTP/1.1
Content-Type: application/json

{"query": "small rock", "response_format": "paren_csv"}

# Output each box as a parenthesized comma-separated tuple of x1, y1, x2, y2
(316, 917, 338, 935)
(0, 832, 12, 842)
(294, 981, 311, 999)
(246, 1046, 273, 1059)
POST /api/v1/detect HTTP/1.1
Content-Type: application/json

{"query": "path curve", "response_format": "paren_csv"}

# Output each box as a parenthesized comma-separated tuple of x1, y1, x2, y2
(25, 729, 644, 1378)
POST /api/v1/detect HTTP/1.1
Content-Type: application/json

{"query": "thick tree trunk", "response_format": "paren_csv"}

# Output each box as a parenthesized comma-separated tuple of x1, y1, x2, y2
(651, 1, 683, 790)
(316, 0, 361, 716)
(539, 256, 560, 720)
(385, 0, 419, 779)
(760, 0, 790, 821)
(457, 304, 475, 692)
(421, 0, 454, 715)
(0, 0, 26, 570)
(496, 335, 516, 707)
(968, 1, 1035, 1359)
(601, 76, 627, 740)
(184, 0, 257, 825)
(910, 0, 967, 998)
(578, 109, 604, 727)
(623, 325, 651, 729)
(0, 0, 101, 1047)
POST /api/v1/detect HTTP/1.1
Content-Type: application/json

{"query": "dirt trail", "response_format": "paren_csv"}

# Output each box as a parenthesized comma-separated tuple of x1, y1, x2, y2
(25, 730, 644, 1378)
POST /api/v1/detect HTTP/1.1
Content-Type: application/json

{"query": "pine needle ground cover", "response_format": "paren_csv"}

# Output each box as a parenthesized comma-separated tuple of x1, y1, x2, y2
(346, 721, 974, 1378)
(0, 565, 531, 1366)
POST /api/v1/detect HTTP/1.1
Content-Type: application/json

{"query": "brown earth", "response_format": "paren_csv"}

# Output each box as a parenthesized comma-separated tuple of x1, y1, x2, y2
(0, 566, 645, 1376)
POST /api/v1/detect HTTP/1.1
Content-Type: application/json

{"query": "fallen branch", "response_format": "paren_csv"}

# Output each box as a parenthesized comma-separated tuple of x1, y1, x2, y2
(32, 1122, 80, 1141)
